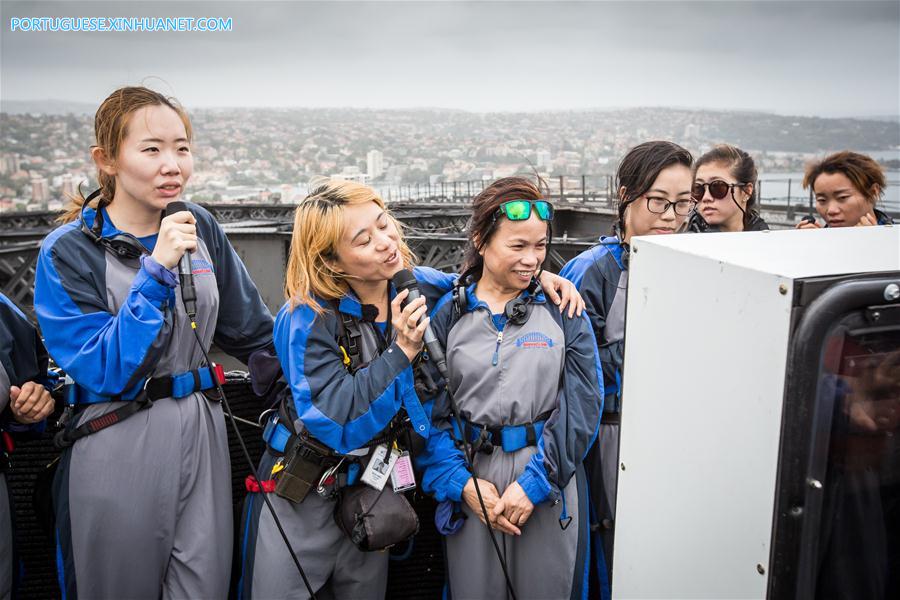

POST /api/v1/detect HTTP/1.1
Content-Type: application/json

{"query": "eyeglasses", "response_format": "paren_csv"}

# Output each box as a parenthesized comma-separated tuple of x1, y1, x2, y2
(495, 200, 554, 222)
(645, 197, 695, 216)
(691, 180, 748, 202)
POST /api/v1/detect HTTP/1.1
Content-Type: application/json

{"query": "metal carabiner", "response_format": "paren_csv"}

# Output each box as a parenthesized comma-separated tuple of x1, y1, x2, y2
(258, 407, 278, 428)
(316, 457, 346, 496)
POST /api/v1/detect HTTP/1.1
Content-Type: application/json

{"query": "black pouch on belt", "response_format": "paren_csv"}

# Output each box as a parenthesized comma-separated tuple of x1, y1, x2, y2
(334, 484, 420, 552)
(274, 434, 335, 504)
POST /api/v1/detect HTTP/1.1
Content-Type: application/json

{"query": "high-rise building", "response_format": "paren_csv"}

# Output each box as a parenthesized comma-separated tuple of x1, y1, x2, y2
(536, 150, 552, 169)
(280, 183, 294, 204)
(684, 123, 699, 140)
(367, 150, 384, 179)
(61, 173, 75, 199)
(0, 153, 21, 175)
(31, 176, 49, 203)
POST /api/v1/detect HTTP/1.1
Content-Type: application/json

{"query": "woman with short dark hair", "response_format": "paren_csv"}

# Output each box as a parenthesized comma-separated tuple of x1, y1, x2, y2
(797, 151, 894, 228)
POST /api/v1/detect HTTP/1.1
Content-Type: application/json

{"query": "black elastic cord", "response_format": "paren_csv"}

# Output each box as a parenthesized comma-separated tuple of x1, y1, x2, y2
(186, 315, 317, 599)
(445, 386, 518, 600)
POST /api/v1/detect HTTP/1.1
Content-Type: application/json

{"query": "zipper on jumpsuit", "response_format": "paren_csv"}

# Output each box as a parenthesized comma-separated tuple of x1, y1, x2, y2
(491, 330, 503, 367)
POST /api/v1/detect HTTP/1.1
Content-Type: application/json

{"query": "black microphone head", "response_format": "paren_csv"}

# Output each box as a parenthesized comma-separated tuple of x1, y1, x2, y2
(391, 269, 417, 292)
(165, 201, 189, 217)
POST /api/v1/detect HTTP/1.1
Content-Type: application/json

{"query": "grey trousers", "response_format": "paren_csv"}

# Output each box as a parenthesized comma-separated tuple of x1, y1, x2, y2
(54, 393, 232, 599)
(445, 457, 587, 600)
(239, 450, 389, 600)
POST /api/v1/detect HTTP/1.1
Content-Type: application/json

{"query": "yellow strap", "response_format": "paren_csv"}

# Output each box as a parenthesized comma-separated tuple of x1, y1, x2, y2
(271, 459, 285, 476)
(339, 345, 351, 367)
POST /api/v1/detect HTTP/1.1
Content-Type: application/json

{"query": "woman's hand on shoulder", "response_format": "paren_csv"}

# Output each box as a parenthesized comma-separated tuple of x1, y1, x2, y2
(538, 271, 584, 318)
(391, 289, 428, 362)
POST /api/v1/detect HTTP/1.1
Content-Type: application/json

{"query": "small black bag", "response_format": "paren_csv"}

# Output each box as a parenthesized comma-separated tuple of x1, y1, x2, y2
(334, 484, 419, 552)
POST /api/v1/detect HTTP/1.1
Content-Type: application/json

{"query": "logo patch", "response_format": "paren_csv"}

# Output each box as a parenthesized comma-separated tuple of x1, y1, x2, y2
(515, 332, 554, 349)
(191, 258, 214, 275)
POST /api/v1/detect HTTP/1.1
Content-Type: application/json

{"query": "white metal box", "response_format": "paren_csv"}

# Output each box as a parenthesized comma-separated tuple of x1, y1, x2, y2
(613, 226, 900, 599)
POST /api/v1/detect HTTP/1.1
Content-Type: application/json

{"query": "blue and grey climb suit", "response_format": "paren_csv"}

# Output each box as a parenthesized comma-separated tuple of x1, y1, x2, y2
(239, 267, 456, 600)
(559, 236, 626, 593)
(1, 294, 51, 600)
(417, 284, 603, 600)
(33, 203, 274, 599)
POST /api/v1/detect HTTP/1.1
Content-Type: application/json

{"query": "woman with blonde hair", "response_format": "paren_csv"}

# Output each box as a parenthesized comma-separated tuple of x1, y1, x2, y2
(33, 86, 274, 598)
(238, 179, 583, 599)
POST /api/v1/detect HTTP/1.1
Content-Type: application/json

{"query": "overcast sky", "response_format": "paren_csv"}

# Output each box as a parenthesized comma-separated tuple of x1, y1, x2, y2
(2, 0, 898, 117)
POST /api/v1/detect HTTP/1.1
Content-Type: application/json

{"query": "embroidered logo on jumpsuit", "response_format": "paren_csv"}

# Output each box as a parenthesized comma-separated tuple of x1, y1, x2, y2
(515, 331, 554, 349)
(191, 258, 214, 275)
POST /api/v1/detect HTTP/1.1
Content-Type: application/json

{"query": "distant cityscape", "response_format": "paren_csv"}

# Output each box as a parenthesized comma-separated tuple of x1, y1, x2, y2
(1, 106, 898, 212)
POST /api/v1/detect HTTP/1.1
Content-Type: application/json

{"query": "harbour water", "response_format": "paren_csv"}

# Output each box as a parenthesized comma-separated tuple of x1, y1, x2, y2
(758, 170, 900, 212)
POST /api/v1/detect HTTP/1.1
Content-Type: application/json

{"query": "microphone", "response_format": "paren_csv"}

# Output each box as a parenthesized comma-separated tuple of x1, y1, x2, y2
(391, 269, 448, 379)
(165, 201, 197, 319)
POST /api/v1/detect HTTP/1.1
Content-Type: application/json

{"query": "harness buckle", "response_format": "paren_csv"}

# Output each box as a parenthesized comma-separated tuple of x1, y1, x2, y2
(474, 428, 494, 455)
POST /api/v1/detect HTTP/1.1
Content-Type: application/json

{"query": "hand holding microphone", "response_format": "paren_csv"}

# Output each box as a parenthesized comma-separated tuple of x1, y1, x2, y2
(391, 269, 449, 377)
(159, 201, 198, 318)
(390, 290, 428, 362)
(153, 202, 198, 269)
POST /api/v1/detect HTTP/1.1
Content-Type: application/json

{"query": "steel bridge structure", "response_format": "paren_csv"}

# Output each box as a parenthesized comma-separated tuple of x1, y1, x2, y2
(0, 200, 612, 319)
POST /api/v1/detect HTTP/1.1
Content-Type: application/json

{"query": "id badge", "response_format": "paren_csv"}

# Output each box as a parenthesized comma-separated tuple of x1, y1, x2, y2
(361, 444, 400, 491)
(391, 451, 417, 492)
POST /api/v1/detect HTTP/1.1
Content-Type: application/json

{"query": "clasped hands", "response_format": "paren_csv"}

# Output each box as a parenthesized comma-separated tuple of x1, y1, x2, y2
(462, 477, 534, 536)
(9, 381, 54, 424)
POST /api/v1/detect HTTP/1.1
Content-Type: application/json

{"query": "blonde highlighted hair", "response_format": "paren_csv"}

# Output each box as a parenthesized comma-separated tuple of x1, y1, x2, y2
(58, 86, 193, 223)
(285, 179, 416, 314)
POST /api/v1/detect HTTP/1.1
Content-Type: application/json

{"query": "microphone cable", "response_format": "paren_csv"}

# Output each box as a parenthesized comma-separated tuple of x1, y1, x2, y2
(392, 270, 517, 600)
(180, 271, 317, 599)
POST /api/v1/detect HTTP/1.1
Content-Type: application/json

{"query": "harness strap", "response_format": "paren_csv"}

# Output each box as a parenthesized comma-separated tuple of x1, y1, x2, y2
(263, 419, 294, 454)
(453, 410, 553, 454)
(54, 365, 226, 449)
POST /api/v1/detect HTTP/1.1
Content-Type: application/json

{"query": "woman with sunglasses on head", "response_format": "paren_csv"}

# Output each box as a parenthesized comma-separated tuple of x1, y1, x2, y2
(32, 86, 276, 599)
(417, 177, 602, 600)
(238, 179, 583, 599)
(686, 144, 769, 233)
(796, 151, 894, 229)
(559, 140, 694, 596)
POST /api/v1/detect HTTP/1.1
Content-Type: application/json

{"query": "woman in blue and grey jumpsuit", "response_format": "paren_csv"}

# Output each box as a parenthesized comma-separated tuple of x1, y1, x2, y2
(33, 87, 275, 599)
(418, 177, 603, 600)
(237, 179, 456, 599)
(238, 179, 585, 599)
(1, 293, 55, 600)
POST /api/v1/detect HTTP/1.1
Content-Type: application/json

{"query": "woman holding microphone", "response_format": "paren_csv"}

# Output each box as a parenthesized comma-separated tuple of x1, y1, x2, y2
(239, 178, 583, 599)
(34, 86, 275, 599)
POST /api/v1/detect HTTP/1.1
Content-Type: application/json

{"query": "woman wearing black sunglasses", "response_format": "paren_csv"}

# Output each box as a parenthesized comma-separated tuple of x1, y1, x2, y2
(559, 140, 694, 597)
(687, 144, 769, 232)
